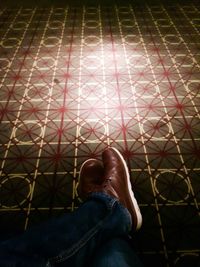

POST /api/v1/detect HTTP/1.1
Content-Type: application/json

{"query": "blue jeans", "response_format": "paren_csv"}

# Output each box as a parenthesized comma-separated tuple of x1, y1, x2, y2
(0, 193, 143, 267)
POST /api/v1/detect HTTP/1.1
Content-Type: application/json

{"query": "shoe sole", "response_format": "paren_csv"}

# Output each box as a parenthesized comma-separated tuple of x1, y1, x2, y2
(110, 147, 143, 231)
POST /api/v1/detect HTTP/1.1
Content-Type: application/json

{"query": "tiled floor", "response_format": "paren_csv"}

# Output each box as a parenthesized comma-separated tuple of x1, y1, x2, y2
(0, 3, 200, 267)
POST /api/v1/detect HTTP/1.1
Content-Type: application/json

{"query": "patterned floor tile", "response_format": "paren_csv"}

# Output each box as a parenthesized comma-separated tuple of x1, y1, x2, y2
(0, 3, 200, 266)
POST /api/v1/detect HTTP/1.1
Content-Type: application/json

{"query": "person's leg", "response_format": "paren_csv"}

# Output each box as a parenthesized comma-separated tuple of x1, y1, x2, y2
(91, 237, 144, 267)
(0, 147, 142, 267)
(0, 193, 132, 267)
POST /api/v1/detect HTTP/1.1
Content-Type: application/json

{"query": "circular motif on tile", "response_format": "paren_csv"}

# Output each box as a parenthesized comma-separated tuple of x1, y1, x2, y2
(154, 171, 190, 203)
(141, 119, 171, 139)
(11, 21, 27, 30)
(84, 20, 99, 28)
(42, 37, 60, 47)
(174, 253, 199, 267)
(187, 81, 200, 96)
(26, 84, 50, 100)
(48, 21, 63, 29)
(192, 19, 200, 26)
(174, 54, 194, 66)
(82, 55, 101, 69)
(0, 58, 10, 69)
(164, 35, 182, 44)
(120, 19, 135, 27)
(123, 35, 141, 44)
(26, 84, 50, 99)
(0, 175, 31, 208)
(79, 120, 106, 141)
(36, 57, 55, 68)
(1, 38, 20, 48)
(156, 19, 172, 27)
(13, 122, 43, 143)
(83, 36, 101, 46)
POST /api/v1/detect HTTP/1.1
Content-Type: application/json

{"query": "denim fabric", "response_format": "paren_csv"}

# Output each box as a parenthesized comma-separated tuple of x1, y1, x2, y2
(91, 238, 144, 267)
(0, 193, 143, 267)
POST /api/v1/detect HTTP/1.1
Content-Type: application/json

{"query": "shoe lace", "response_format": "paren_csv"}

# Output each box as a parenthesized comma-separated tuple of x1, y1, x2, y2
(86, 177, 112, 194)
(103, 177, 112, 188)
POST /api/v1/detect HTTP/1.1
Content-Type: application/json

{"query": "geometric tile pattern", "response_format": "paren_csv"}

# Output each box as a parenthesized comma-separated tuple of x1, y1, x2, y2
(0, 4, 200, 267)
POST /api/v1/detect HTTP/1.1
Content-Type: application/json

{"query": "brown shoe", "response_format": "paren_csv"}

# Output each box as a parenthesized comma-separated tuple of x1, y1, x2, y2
(101, 147, 142, 231)
(77, 159, 104, 200)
